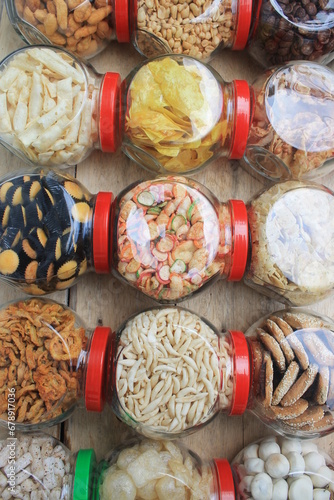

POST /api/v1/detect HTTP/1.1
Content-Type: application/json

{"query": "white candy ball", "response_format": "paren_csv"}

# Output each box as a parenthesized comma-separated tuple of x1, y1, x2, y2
(281, 439, 302, 456)
(239, 475, 254, 494)
(311, 466, 333, 488)
(259, 442, 281, 461)
(288, 475, 313, 500)
(272, 478, 288, 500)
(304, 452, 326, 473)
(286, 452, 305, 478)
(301, 442, 318, 455)
(313, 489, 331, 500)
(265, 454, 290, 479)
(245, 458, 265, 475)
(251, 473, 273, 500)
(243, 444, 259, 461)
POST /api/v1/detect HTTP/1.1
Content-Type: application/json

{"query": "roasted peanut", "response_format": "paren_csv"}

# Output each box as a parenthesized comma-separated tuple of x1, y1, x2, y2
(73, 1, 92, 23)
(87, 5, 112, 24)
(23, 5, 38, 25)
(44, 12, 58, 35)
(74, 24, 97, 39)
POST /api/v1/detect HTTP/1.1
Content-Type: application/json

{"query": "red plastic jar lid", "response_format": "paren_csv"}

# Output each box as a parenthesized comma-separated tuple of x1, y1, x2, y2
(229, 80, 251, 160)
(85, 326, 112, 412)
(99, 72, 121, 153)
(214, 458, 236, 500)
(228, 199, 249, 281)
(229, 330, 250, 416)
(93, 192, 114, 274)
(232, 0, 253, 50)
(115, 0, 130, 42)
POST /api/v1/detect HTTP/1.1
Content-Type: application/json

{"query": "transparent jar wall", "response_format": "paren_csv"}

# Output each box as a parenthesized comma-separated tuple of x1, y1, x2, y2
(248, 0, 334, 67)
(5, 0, 114, 59)
(0, 432, 74, 499)
(121, 55, 235, 175)
(243, 63, 334, 182)
(110, 307, 234, 438)
(97, 437, 218, 499)
(0, 46, 102, 168)
(246, 308, 334, 438)
(0, 297, 90, 430)
(131, 0, 238, 60)
(232, 435, 334, 499)
(0, 169, 94, 295)
(112, 177, 233, 303)
(244, 180, 334, 306)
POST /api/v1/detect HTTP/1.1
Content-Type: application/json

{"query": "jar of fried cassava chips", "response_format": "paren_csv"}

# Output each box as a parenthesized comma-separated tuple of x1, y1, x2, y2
(1, 47, 333, 180)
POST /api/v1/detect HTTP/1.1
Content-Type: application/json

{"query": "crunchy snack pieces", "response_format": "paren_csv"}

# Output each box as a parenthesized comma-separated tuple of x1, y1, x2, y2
(114, 308, 232, 435)
(116, 178, 232, 301)
(245, 181, 334, 305)
(0, 433, 72, 498)
(249, 310, 334, 436)
(135, 0, 235, 59)
(0, 47, 98, 167)
(0, 170, 92, 294)
(245, 64, 334, 180)
(0, 299, 87, 427)
(13, 0, 113, 58)
(100, 439, 213, 499)
(125, 57, 230, 173)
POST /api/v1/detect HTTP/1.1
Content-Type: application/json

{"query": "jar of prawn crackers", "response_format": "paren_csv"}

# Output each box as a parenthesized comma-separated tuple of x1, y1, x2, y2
(0, 432, 96, 499)
(0, 298, 112, 430)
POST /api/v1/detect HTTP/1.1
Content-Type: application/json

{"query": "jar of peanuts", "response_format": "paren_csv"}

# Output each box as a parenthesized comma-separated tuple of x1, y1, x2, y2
(2, 48, 333, 180)
(0, 297, 112, 430)
(5, 0, 129, 59)
(92, 435, 334, 499)
(0, 431, 96, 499)
(0, 170, 334, 306)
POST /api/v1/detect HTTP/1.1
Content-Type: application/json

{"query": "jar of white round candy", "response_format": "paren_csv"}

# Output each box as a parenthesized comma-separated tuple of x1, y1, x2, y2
(232, 436, 334, 500)
(0, 431, 95, 500)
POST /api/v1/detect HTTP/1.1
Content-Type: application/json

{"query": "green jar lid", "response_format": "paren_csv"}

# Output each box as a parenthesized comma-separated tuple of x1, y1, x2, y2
(92, 459, 109, 500)
(73, 449, 96, 500)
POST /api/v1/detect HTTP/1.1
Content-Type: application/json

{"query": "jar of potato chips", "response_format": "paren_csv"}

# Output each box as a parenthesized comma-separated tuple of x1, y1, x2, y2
(0, 432, 96, 499)
(5, 0, 129, 59)
(0, 297, 112, 430)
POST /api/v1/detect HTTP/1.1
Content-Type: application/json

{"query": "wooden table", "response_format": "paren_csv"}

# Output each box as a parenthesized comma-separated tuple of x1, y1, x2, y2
(1, 4, 334, 469)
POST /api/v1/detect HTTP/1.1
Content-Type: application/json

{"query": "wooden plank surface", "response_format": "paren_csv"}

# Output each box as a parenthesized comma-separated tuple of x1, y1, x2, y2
(1, 7, 334, 467)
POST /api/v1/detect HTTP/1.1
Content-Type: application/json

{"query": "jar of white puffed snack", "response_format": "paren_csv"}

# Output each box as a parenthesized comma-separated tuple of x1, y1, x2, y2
(0, 432, 95, 500)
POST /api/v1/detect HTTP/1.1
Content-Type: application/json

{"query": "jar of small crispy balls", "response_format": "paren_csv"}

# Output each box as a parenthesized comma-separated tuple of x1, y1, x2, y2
(0, 431, 95, 500)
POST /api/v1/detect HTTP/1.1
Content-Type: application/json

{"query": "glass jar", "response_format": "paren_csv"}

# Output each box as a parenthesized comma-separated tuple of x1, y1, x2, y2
(109, 307, 334, 440)
(232, 435, 334, 500)
(248, 0, 334, 68)
(243, 62, 334, 182)
(0, 432, 95, 499)
(2, 48, 333, 181)
(0, 297, 112, 430)
(5, 0, 130, 60)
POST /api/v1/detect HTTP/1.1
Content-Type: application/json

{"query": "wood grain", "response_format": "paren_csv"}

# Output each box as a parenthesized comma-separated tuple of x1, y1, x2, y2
(1, 9, 334, 467)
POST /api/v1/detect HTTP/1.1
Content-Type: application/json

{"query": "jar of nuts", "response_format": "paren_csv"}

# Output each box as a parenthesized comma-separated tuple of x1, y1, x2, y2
(0, 297, 112, 430)
(5, 0, 129, 59)
(0, 432, 96, 499)
(94, 436, 334, 499)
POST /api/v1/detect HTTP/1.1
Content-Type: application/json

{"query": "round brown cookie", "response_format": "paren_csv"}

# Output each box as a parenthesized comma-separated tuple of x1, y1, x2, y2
(272, 316, 294, 337)
(283, 312, 325, 330)
(286, 406, 325, 428)
(266, 318, 295, 364)
(326, 368, 334, 410)
(281, 364, 319, 407)
(302, 331, 334, 367)
(286, 333, 309, 371)
(272, 361, 300, 406)
(302, 412, 334, 432)
(270, 398, 308, 420)
(257, 328, 286, 373)
(314, 366, 330, 406)
(263, 350, 274, 408)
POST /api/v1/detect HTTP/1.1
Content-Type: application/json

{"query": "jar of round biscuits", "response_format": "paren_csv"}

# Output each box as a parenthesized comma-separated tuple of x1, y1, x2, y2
(243, 62, 334, 182)
(5, 0, 129, 60)
(232, 435, 334, 499)
(0, 432, 96, 499)
(0, 297, 112, 430)
(245, 309, 334, 439)
(109, 307, 249, 439)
